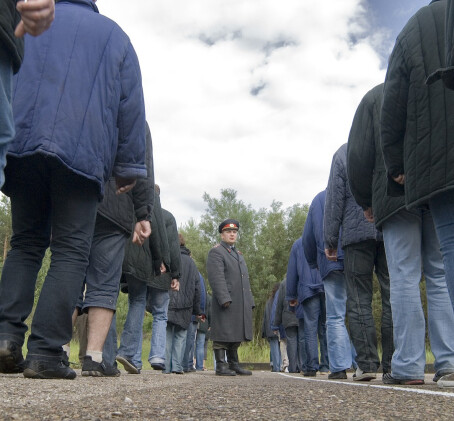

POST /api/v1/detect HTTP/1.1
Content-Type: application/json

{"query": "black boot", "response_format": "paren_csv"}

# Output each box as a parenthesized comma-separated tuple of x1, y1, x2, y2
(227, 349, 252, 376)
(215, 349, 236, 376)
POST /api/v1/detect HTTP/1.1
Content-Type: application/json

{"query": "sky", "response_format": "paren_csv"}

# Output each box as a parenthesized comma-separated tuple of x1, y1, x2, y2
(98, 0, 430, 226)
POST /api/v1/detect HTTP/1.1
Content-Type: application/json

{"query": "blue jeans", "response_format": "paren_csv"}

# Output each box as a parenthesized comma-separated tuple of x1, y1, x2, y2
(383, 207, 454, 379)
(103, 313, 118, 366)
(318, 295, 329, 372)
(182, 321, 197, 371)
(324, 270, 353, 372)
(297, 319, 307, 372)
(344, 240, 393, 373)
(117, 275, 147, 369)
(0, 46, 14, 189)
(285, 324, 304, 373)
(268, 336, 281, 372)
(145, 287, 169, 366)
(302, 294, 324, 372)
(195, 330, 206, 370)
(0, 155, 98, 361)
(431, 190, 454, 319)
(165, 322, 187, 373)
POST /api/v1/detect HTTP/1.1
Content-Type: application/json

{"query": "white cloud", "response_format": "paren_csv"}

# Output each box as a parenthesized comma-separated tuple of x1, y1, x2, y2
(98, 0, 386, 225)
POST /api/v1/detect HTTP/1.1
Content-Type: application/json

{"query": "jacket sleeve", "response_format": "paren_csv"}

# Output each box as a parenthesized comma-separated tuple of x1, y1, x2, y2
(113, 41, 147, 179)
(273, 282, 285, 327)
(148, 209, 163, 275)
(199, 274, 207, 314)
(165, 211, 181, 279)
(302, 204, 318, 269)
(155, 196, 170, 272)
(347, 96, 375, 210)
(131, 123, 154, 222)
(207, 248, 232, 306)
(381, 40, 408, 196)
(285, 244, 298, 301)
(324, 151, 346, 250)
(192, 262, 201, 316)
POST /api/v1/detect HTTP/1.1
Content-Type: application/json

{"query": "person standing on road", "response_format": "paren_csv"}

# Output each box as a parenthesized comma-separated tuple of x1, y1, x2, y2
(207, 219, 254, 376)
(0, 0, 147, 379)
(324, 143, 393, 381)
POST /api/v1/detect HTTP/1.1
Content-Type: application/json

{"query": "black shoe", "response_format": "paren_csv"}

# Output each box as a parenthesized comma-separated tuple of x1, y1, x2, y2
(215, 362, 236, 376)
(172, 370, 184, 374)
(328, 370, 347, 380)
(81, 356, 120, 377)
(150, 362, 165, 371)
(0, 340, 25, 373)
(116, 355, 140, 374)
(24, 359, 76, 379)
(229, 362, 252, 376)
(304, 371, 316, 377)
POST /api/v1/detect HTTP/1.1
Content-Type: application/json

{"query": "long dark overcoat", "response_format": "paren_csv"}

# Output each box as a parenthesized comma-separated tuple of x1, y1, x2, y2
(206, 242, 254, 343)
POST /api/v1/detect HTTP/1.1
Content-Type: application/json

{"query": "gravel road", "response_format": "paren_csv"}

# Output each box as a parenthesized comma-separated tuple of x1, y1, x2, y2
(1, 369, 453, 420)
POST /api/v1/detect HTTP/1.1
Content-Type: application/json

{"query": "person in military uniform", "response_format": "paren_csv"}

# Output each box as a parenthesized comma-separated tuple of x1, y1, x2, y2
(206, 219, 254, 376)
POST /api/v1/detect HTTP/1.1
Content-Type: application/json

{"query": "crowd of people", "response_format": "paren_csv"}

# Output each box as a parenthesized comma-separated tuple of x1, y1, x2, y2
(2, 0, 454, 389)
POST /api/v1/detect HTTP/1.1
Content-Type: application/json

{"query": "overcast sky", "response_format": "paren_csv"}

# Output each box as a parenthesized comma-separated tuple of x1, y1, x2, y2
(98, 0, 429, 226)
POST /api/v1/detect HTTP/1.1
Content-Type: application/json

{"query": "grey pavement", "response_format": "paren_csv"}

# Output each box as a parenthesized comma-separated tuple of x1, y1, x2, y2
(0, 369, 453, 420)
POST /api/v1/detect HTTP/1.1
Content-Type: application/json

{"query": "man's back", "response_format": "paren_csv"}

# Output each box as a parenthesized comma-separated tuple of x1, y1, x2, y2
(10, 0, 146, 195)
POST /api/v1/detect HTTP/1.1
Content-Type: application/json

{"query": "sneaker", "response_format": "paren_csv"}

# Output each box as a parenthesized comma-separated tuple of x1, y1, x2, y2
(382, 372, 424, 385)
(284, 367, 289, 373)
(81, 356, 120, 377)
(0, 340, 25, 373)
(328, 370, 347, 380)
(433, 371, 454, 382)
(116, 355, 140, 374)
(24, 359, 76, 379)
(437, 372, 454, 388)
(303, 370, 316, 377)
(172, 370, 184, 374)
(353, 367, 376, 382)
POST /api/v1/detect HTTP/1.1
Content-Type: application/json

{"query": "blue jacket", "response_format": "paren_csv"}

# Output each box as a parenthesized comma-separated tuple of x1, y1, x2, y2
(324, 144, 381, 249)
(302, 190, 343, 280)
(286, 238, 324, 304)
(9, 0, 146, 198)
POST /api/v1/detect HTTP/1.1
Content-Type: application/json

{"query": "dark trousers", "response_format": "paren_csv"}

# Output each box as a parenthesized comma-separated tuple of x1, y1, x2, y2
(212, 341, 241, 351)
(0, 155, 98, 361)
(344, 240, 393, 373)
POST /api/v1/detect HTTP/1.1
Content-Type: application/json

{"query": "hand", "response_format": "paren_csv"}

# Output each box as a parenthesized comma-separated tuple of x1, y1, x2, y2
(15, 0, 55, 37)
(363, 207, 374, 223)
(160, 263, 167, 273)
(170, 278, 179, 291)
(272, 330, 279, 335)
(132, 220, 151, 245)
(222, 301, 231, 309)
(393, 174, 405, 185)
(289, 299, 298, 307)
(197, 314, 206, 322)
(325, 248, 338, 261)
(115, 177, 136, 194)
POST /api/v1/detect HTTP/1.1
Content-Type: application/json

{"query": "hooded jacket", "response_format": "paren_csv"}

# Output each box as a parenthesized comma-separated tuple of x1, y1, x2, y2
(0, 0, 23, 73)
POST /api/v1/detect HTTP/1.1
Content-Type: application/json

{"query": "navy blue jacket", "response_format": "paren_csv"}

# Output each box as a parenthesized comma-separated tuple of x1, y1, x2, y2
(9, 0, 146, 198)
(286, 238, 324, 304)
(303, 190, 343, 280)
(324, 144, 381, 249)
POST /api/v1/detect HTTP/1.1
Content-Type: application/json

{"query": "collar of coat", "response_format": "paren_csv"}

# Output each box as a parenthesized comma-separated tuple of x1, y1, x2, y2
(56, 0, 99, 13)
(220, 241, 242, 254)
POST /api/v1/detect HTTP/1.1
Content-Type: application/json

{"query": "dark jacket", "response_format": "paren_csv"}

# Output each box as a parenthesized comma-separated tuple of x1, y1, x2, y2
(286, 238, 323, 304)
(347, 84, 405, 229)
(8, 0, 146, 199)
(261, 298, 278, 339)
(381, 0, 454, 208)
(98, 124, 154, 235)
(0, 0, 23, 73)
(273, 279, 298, 330)
(324, 143, 381, 250)
(207, 241, 254, 343)
(121, 192, 165, 290)
(302, 190, 343, 280)
(167, 246, 201, 330)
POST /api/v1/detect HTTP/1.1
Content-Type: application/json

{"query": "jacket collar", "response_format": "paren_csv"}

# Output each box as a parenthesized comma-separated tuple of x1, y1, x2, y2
(56, 0, 99, 13)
